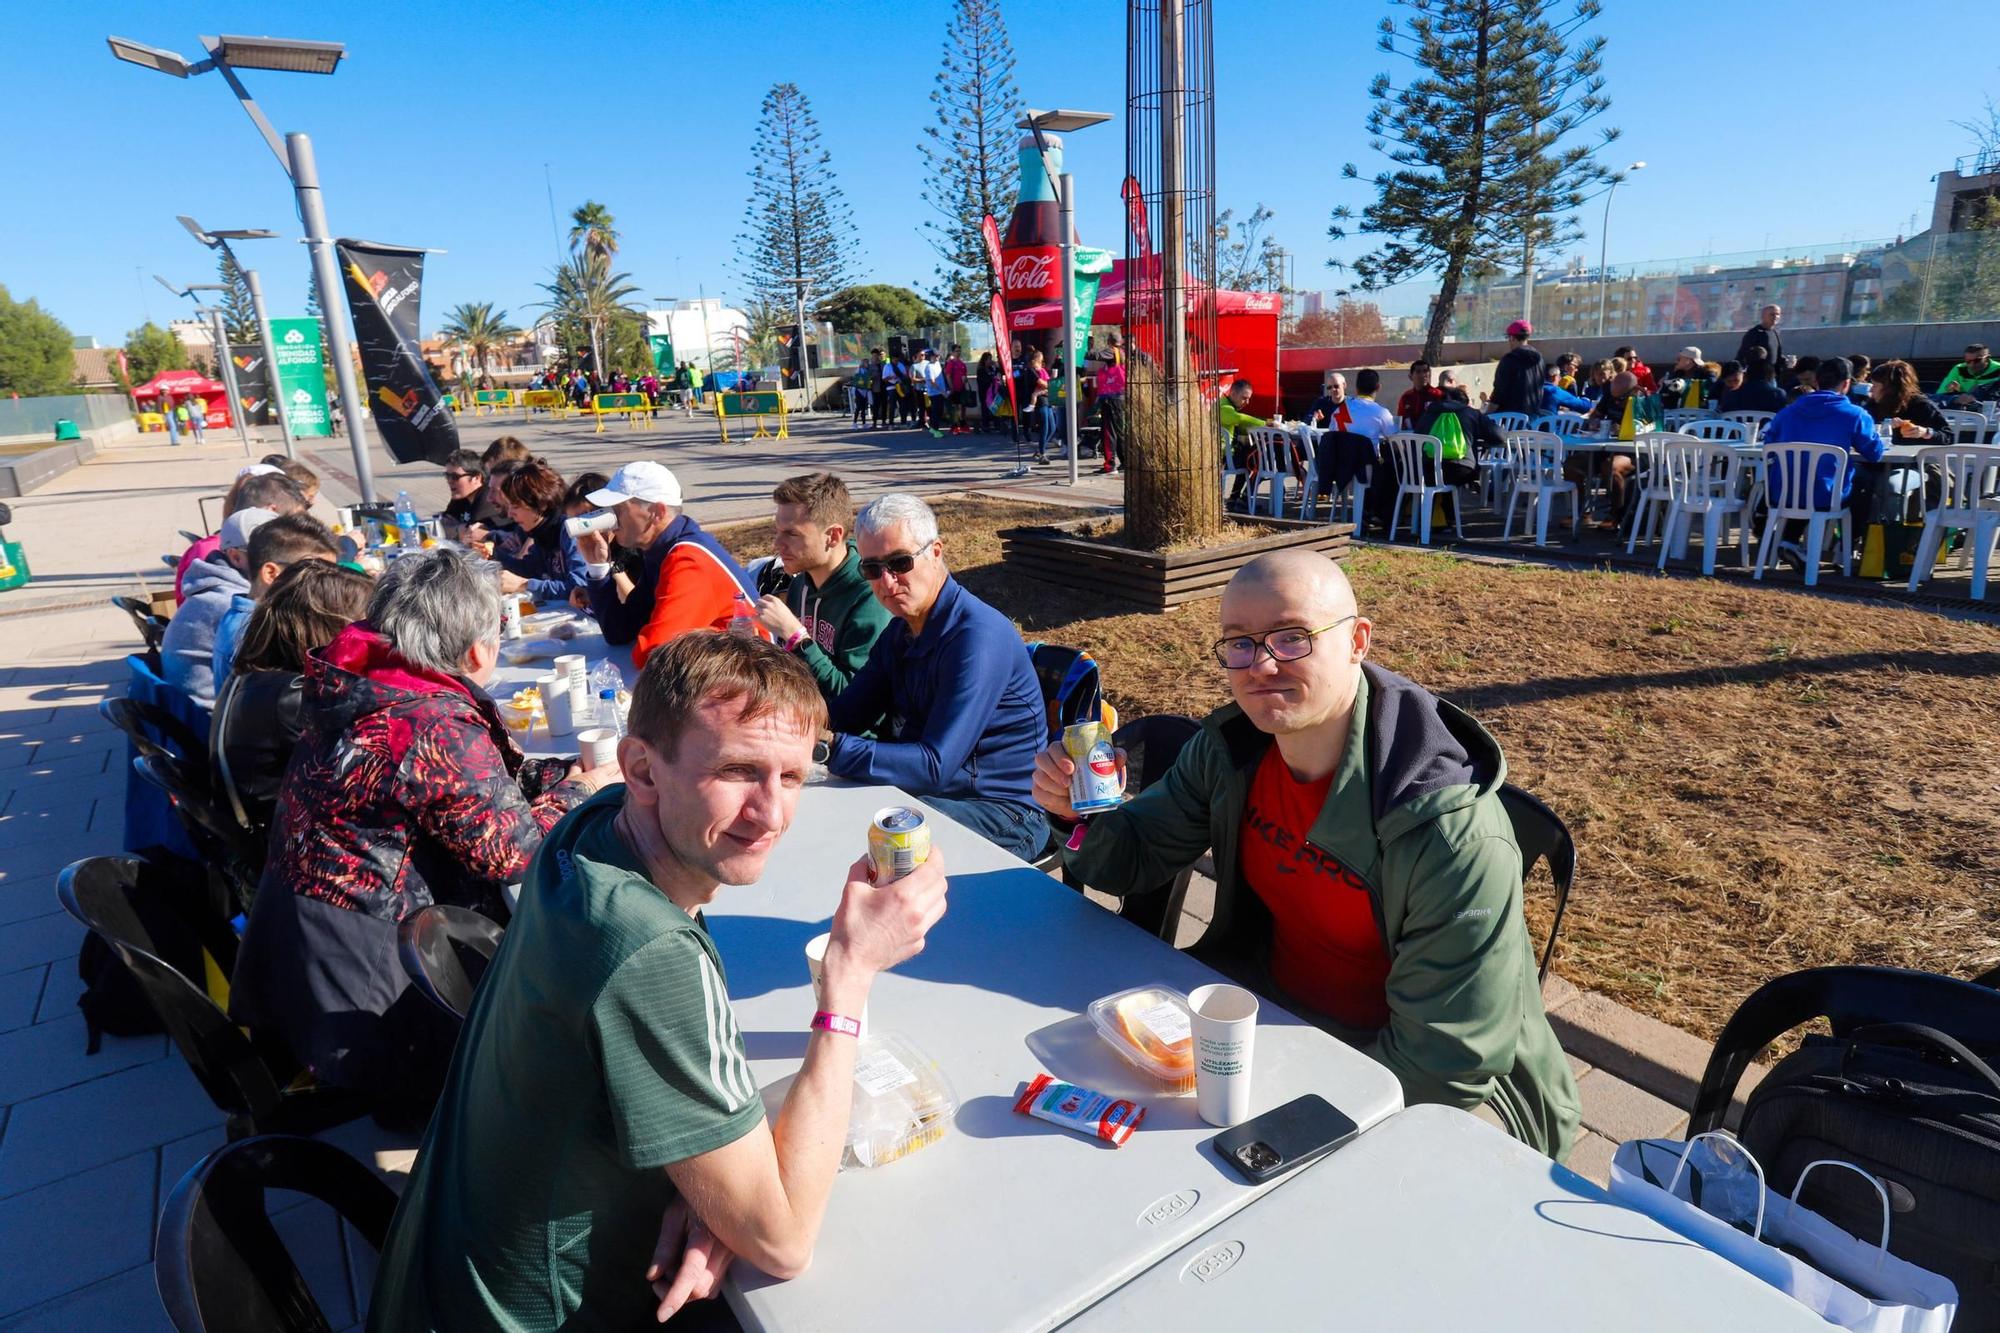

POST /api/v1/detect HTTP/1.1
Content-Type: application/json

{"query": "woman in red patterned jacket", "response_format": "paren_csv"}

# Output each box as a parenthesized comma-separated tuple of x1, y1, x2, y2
(231, 546, 620, 1115)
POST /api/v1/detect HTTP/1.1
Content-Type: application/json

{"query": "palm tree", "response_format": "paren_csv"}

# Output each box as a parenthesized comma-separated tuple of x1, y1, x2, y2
(536, 255, 643, 379)
(439, 301, 522, 381)
(568, 201, 619, 267)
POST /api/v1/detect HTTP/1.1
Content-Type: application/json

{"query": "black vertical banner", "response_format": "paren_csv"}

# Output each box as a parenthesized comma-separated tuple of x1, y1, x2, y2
(228, 343, 273, 426)
(335, 240, 460, 463)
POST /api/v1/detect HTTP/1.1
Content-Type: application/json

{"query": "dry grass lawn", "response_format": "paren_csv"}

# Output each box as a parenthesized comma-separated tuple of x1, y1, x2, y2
(720, 497, 2000, 1040)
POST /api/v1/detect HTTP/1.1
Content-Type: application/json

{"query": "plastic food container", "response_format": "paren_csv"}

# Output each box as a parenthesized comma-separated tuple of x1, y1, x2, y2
(1088, 984, 1197, 1093)
(500, 690, 542, 734)
(843, 1032, 958, 1169)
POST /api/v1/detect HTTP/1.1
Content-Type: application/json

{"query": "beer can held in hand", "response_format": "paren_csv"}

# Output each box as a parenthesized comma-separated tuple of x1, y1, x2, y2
(564, 510, 618, 538)
(1063, 721, 1123, 814)
(867, 806, 932, 883)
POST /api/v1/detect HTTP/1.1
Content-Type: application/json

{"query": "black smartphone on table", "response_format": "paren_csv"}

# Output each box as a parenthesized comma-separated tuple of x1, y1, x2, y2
(1209, 1094, 1360, 1184)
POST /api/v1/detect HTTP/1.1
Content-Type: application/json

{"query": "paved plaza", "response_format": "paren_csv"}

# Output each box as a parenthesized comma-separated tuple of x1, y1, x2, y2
(0, 424, 1743, 1327)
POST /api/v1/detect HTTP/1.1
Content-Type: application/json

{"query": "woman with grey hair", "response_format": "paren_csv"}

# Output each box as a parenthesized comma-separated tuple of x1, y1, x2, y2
(231, 545, 618, 1116)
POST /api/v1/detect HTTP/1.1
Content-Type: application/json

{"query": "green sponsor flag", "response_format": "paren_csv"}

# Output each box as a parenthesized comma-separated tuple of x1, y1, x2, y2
(648, 333, 674, 372)
(1072, 247, 1115, 358)
(270, 318, 331, 439)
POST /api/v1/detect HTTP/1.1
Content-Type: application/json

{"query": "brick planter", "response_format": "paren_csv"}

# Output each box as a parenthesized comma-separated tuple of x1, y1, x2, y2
(1000, 514, 1353, 610)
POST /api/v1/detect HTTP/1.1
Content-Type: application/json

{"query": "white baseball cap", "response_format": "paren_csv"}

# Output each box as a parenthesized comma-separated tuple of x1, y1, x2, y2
(219, 507, 280, 551)
(1679, 346, 1704, 362)
(587, 461, 682, 509)
(237, 463, 284, 478)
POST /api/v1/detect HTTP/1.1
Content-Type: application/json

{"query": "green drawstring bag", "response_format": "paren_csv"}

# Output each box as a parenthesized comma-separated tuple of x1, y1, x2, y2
(1428, 410, 1469, 461)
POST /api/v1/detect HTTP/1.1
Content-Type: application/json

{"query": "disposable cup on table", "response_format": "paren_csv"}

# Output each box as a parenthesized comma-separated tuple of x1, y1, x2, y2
(1189, 982, 1259, 1127)
(552, 653, 588, 709)
(541, 672, 576, 736)
(576, 727, 619, 771)
(804, 931, 868, 1034)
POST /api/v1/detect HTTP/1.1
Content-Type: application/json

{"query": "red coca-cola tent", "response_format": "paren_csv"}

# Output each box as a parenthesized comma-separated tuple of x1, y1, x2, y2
(132, 369, 232, 428)
(1006, 259, 1282, 414)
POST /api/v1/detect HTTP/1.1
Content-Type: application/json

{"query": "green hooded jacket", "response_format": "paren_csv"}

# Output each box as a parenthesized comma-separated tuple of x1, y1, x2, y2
(785, 540, 892, 727)
(1062, 662, 1580, 1160)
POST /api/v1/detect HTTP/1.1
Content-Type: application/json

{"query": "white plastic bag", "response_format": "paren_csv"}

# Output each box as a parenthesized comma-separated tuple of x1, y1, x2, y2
(1608, 1133, 1957, 1332)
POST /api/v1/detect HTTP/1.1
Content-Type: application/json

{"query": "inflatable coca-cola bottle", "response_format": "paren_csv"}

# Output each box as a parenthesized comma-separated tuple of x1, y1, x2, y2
(1001, 133, 1065, 354)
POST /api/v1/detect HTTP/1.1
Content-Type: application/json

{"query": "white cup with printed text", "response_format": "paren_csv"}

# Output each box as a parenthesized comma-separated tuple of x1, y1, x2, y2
(1190, 982, 1259, 1127)
(540, 672, 576, 736)
(576, 728, 618, 772)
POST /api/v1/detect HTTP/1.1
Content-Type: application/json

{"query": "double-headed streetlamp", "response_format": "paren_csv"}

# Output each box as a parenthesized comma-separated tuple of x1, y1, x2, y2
(177, 217, 296, 459)
(1595, 160, 1647, 339)
(1018, 108, 1113, 487)
(108, 32, 377, 500)
(154, 276, 252, 456)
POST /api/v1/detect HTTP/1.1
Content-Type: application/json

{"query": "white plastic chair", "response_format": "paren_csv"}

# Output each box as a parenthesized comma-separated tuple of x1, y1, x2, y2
(1220, 424, 1249, 502)
(1313, 432, 1374, 530)
(1533, 413, 1589, 438)
(1285, 426, 1327, 520)
(1384, 432, 1461, 545)
(1487, 411, 1531, 434)
(1753, 442, 1853, 587)
(1243, 427, 1295, 516)
(1720, 410, 1774, 445)
(1625, 432, 1690, 554)
(1938, 409, 1989, 445)
(1682, 418, 1749, 445)
(1657, 442, 1752, 575)
(1500, 431, 1578, 547)
(1906, 445, 2000, 599)
(1662, 407, 1712, 430)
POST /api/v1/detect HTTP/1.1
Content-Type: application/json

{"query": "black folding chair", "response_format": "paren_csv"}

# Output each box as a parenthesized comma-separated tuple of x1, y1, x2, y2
(134, 753, 263, 909)
(1687, 965, 2000, 1137)
(57, 857, 363, 1140)
(1099, 714, 1205, 942)
(102, 695, 204, 766)
(1496, 783, 1576, 985)
(155, 1134, 397, 1333)
(397, 904, 505, 1022)
(111, 594, 170, 659)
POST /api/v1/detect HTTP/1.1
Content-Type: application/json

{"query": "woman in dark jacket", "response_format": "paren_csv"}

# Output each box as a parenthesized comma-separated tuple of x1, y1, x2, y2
(230, 547, 618, 1111)
(494, 458, 588, 604)
(976, 352, 999, 433)
(210, 560, 373, 839)
(1865, 359, 1952, 443)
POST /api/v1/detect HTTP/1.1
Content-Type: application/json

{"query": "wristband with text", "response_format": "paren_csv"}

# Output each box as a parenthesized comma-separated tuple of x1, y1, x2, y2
(811, 1011, 862, 1038)
(782, 629, 809, 653)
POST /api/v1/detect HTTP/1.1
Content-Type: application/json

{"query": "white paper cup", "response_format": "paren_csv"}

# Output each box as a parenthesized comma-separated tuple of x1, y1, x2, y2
(576, 727, 619, 772)
(552, 654, 588, 709)
(336, 506, 355, 531)
(540, 672, 575, 736)
(1189, 983, 1259, 1127)
(805, 931, 867, 1034)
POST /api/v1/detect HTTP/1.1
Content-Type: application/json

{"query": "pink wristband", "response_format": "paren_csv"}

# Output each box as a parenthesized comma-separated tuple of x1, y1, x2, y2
(811, 1011, 862, 1038)
(783, 629, 809, 653)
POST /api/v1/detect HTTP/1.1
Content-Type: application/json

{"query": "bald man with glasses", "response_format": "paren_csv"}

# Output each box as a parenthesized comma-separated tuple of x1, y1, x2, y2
(1032, 551, 1579, 1160)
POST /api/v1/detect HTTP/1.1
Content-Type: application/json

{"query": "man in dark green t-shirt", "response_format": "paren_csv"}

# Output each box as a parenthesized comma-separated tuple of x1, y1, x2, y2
(369, 633, 949, 1331)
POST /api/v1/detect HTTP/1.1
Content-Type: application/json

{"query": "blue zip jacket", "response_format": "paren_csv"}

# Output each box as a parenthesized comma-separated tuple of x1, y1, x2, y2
(826, 576, 1043, 805)
(498, 512, 589, 603)
(1539, 383, 1592, 414)
(1762, 390, 1884, 509)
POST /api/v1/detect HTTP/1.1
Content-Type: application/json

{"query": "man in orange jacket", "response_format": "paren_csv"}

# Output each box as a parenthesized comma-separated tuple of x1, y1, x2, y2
(573, 462, 757, 669)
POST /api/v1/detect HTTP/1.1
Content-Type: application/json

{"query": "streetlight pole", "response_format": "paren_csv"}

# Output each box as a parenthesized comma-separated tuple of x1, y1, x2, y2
(1018, 109, 1112, 487)
(178, 216, 297, 458)
(198, 305, 253, 457)
(1595, 161, 1645, 339)
(107, 31, 377, 499)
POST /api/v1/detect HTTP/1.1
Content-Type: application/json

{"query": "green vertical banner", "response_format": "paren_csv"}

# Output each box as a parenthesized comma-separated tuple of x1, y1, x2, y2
(1073, 247, 1114, 357)
(270, 318, 331, 438)
(648, 333, 674, 372)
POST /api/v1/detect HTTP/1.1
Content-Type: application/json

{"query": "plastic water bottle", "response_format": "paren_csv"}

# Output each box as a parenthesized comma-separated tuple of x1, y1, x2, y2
(729, 593, 758, 638)
(598, 688, 625, 737)
(394, 489, 423, 549)
(586, 660, 624, 725)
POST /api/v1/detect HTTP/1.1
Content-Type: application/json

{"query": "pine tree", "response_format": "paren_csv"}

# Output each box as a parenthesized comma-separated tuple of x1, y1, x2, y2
(1327, 0, 1618, 362)
(737, 83, 857, 313)
(215, 249, 259, 342)
(918, 0, 1023, 319)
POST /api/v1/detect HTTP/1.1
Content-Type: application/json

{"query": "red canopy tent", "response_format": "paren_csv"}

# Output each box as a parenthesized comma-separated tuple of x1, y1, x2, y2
(1005, 258, 1283, 414)
(132, 369, 232, 429)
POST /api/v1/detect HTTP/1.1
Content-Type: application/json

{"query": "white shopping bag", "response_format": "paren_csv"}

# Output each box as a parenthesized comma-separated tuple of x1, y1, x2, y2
(1608, 1133, 1957, 1332)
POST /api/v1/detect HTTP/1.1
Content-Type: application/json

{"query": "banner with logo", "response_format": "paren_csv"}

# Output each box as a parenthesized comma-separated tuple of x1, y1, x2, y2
(1071, 247, 1115, 360)
(648, 333, 674, 374)
(228, 343, 274, 427)
(335, 239, 460, 463)
(269, 319, 331, 439)
(980, 217, 1017, 416)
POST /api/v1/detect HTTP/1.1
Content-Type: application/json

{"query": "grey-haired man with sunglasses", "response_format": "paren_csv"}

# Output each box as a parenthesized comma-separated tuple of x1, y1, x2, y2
(822, 493, 1049, 860)
(1032, 550, 1579, 1160)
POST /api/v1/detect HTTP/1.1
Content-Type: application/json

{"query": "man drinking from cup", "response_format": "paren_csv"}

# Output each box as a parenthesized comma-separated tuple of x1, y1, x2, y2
(1030, 551, 1579, 1160)
(370, 632, 949, 1330)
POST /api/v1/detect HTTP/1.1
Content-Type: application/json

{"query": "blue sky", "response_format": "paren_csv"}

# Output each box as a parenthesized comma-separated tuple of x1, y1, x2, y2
(4, 0, 1984, 344)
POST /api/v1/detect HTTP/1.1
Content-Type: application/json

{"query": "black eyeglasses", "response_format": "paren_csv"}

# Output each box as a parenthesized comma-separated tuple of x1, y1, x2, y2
(1211, 617, 1357, 669)
(859, 551, 924, 581)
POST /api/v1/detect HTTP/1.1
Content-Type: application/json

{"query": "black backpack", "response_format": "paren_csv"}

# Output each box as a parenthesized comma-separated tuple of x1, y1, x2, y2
(1688, 967, 2000, 1331)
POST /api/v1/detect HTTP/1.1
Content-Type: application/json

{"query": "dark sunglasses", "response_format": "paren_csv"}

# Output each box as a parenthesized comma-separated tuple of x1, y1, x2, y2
(444, 470, 474, 481)
(859, 551, 923, 581)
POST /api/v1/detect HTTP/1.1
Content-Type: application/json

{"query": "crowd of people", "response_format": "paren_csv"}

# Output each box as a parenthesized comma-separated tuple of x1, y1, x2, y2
(124, 425, 1582, 1326)
(1216, 304, 1984, 569)
(509, 362, 710, 410)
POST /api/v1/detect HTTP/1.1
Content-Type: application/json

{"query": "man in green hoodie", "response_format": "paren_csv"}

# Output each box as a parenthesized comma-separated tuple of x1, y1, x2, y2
(754, 473, 892, 734)
(1033, 550, 1579, 1160)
